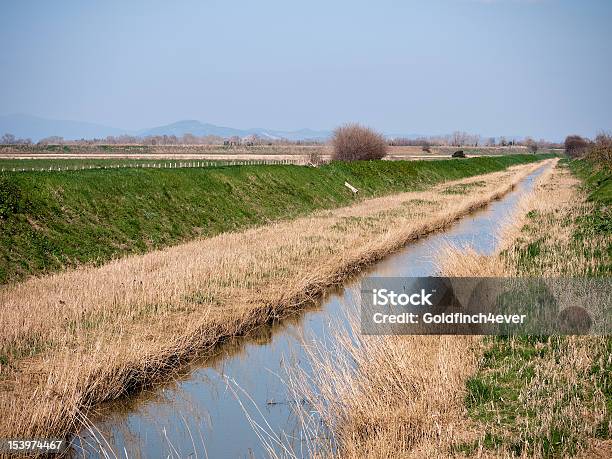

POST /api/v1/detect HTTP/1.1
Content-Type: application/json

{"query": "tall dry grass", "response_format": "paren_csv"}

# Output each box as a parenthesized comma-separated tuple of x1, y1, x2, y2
(287, 162, 557, 459)
(0, 161, 549, 443)
(292, 318, 481, 458)
(585, 133, 612, 167)
(433, 163, 609, 457)
(293, 160, 610, 458)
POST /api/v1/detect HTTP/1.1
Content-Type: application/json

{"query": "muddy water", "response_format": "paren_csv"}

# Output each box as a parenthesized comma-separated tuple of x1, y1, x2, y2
(71, 165, 549, 459)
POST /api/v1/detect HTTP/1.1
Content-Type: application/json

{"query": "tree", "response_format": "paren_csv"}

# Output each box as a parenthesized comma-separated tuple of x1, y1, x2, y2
(524, 137, 538, 154)
(37, 136, 64, 145)
(1, 133, 16, 144)
(451, 131, 469, 146)
(564, 135, 589, 158)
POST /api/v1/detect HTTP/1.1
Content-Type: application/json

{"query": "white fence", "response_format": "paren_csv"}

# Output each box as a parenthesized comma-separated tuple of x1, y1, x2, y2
(0, 158, 305, 173)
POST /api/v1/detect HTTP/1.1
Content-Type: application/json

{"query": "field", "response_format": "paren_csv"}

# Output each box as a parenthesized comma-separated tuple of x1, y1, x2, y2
(0, 144, 549, 169)
(0, 156, 548, 444)
(2, 1, 607, 457)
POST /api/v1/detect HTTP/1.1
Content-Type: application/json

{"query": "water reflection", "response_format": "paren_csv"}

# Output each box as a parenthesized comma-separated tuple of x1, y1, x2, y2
(72, 166, 548, 459)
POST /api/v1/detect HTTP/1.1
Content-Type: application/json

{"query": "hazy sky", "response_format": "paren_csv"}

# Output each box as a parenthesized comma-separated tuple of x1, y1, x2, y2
(1, 0, 611, 140)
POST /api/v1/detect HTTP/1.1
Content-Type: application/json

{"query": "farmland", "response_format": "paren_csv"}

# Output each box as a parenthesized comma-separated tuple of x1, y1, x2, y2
(0, 155, 550, 446)
(2, 1, 609, 457)
(0, 144, 549, 169)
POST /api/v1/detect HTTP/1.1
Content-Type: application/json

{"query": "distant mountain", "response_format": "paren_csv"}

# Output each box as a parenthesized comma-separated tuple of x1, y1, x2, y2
(137, 120, 246, 138)
(138, 120, 331, 141)
(0, 114, 538, 144)
(0, 114, 127, 142)
(0, 114, 332, 142)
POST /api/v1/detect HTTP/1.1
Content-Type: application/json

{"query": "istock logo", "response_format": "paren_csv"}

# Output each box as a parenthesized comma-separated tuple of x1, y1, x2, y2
(372, 288, 434, 307)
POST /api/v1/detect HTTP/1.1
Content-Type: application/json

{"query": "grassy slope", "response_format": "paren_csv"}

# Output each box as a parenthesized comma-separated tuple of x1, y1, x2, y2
(0, 155, 547, 284)
(459, 159, 611, 457)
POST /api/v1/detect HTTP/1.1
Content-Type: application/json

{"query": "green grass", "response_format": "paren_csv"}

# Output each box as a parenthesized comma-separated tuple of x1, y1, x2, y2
(570, 158, 612, 206)
(0, 144, 153, 154)
(459, 334, 609, 457)
(0, 154, 547, 284)
(507, 159, 611, 277)
(461, 336, 577, 457)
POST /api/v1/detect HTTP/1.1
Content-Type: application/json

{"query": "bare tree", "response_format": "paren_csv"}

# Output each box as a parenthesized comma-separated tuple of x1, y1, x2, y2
(564, 135, 590, 158)
(524, 137, 538, 154)
(37, 136, 65, 145)
(1, 133, 16, 144)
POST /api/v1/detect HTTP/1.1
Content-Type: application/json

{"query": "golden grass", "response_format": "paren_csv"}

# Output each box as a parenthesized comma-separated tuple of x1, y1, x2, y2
(293, 160, 610, 458)
(0, 161, 549, 442)
(293, 319, 481, 458)
(282, 162, 561, 458)
(291, 159, 598, 458)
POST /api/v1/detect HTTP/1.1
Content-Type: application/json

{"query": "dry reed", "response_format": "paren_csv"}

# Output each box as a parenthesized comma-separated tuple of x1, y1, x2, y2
(293, 160, 608, 458)
(283, 162, 562, 458)
(290, 161, 595, 459)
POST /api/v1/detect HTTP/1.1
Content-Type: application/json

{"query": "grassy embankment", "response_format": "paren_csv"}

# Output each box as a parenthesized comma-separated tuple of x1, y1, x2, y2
(0, 156, 549, 442)
(0, 154, 547, 284)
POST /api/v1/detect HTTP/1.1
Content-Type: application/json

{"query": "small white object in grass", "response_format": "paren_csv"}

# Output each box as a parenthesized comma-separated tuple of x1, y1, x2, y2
(344, 181, 359, 194)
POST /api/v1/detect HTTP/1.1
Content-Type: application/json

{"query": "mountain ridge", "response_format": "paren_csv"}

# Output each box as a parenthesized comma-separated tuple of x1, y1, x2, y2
(0, 114, 332, 142)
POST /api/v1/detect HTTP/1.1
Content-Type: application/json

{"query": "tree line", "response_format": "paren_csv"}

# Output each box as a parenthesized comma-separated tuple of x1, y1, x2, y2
(0, 130, 569, 151)
(388, 131, 559, 151)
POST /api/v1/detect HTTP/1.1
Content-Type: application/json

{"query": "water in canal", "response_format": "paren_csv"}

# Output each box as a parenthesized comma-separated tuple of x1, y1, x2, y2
(72, 165, 549, 458)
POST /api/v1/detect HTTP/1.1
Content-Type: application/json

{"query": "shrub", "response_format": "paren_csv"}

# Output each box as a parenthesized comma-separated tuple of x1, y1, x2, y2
(331, 124, 387, 161)
(586, 133, 612, 167)
(422, 141, 431, 153)
(564, 135, 590, 158)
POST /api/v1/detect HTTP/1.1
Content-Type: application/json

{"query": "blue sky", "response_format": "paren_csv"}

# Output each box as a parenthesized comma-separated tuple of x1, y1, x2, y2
(1, 0, 610, 140)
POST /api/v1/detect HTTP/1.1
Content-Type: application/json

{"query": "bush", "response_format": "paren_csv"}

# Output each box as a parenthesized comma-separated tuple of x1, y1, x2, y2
(564, 135, 590, 158)
(331, 124, 387, 161)
(586, 133, 612, 167)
